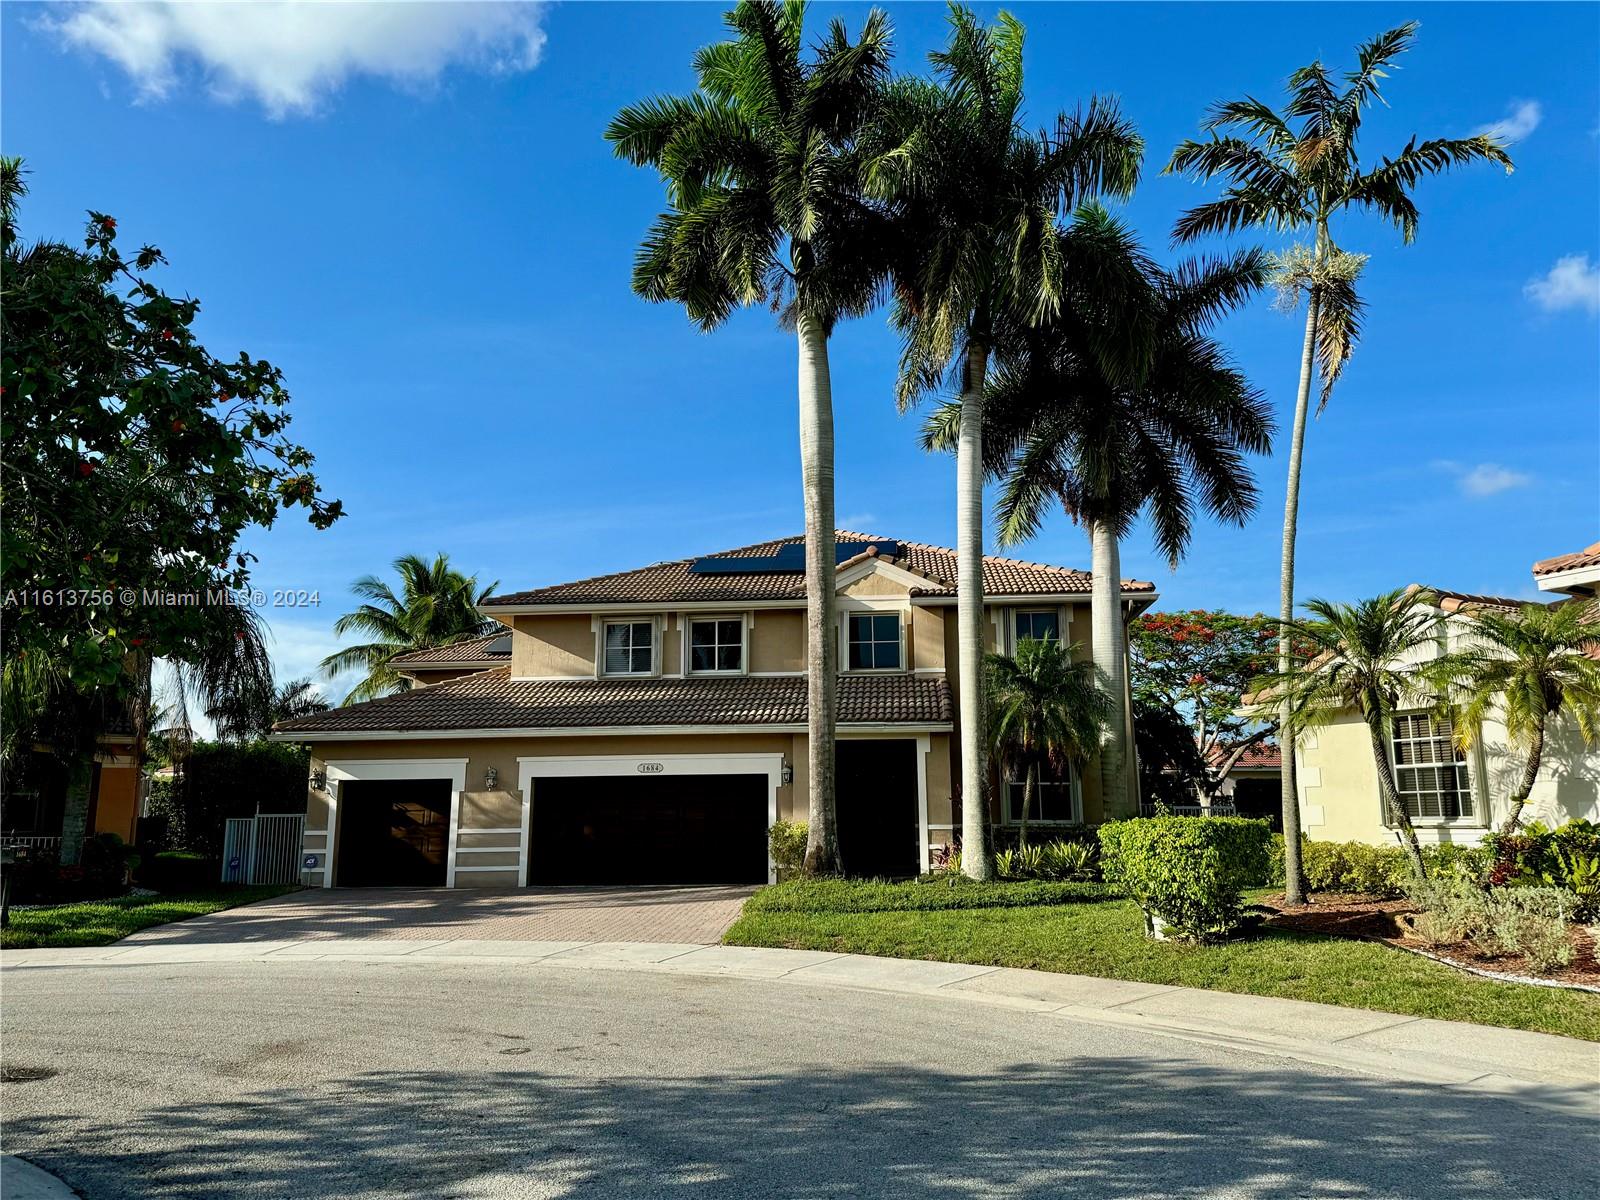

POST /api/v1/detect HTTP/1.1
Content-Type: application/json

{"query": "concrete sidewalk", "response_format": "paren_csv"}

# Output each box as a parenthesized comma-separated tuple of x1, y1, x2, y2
(5, 939, 1595, 1110)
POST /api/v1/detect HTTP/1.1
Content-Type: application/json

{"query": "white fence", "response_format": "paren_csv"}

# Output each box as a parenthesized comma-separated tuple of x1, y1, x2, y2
(222, 813, 305, 884)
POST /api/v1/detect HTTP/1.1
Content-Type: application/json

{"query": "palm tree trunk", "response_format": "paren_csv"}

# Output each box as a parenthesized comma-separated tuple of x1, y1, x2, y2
(797, 314, 841, 875)
(1277, 285, 1322, 905)
(957, 342, 993, 881)
(1091, 521, 1131, 819)
(1367, 715, 1427, 884)
(1019, 759, 1037, 848)
(58, 755, 93, 867)
(1500, 721, 1545, 834)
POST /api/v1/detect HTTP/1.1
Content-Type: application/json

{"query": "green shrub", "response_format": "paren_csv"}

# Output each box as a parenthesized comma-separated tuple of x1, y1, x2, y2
(145, 741, 309, 856)
(1410, 878, 1578, 975)
(140, 849, 217, 894)
(1263, 836, 1489, 897)
(767, 820, 808, 874)
(1098, 816, 1271, 941)
(747, 876, 1114, 914)
(1038, 839, 1098, 882)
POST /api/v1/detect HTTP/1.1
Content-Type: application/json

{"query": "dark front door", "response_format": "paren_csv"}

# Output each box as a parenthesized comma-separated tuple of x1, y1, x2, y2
(836, 739, 920, 879)
(337, 779, 451, 887)
(530, 773, 768, 885)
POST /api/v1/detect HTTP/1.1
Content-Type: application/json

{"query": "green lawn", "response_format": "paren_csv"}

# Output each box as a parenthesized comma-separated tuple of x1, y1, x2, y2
(1, 886, 300, 949)
(724, 880, 1600, 1042)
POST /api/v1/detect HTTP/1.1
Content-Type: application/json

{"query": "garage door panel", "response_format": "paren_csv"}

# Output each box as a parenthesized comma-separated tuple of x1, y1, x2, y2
(531, 774, 767, 885)
(837, 740, 919, 879)
(338, 780, 451, 887)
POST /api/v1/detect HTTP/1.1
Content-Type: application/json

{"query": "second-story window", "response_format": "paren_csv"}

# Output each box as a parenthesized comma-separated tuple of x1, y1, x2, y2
(603, 620, 654, 675)
(1014, 610, 1060, 646)
(690, 618, 743, 673)
(847, 612, 902, 670)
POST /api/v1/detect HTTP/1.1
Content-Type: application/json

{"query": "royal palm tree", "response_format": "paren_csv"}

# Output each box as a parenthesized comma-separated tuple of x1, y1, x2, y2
(321, 553, 496, 705)
(606, 1, 892, 874)
(1166, 22, 1512, 901)
(986, 638, 1108, 846)
(1266, 589, 1442, 882)
(929, 209, 1270, 820)
(1428, 599, 1600, 833)
(868, 4, 1141, 877)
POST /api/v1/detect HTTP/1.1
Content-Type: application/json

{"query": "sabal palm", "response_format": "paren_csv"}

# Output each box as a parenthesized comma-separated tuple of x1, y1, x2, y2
(929, 209, 1271, 820)
(1166, 21, 1512, 901)
(986, 637, 1108, 846)
(1267, 590, 1442, 882)
(1427, 600, 1600, 833)
(606, 1, 891, 875)
(321, 553, 496, 705)
(870, 4, 1141, 878)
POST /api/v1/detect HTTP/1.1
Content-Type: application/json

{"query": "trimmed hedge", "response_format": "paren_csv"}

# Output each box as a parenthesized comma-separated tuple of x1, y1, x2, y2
(1264, 836, 1490, 898)
(768, 820, 808, 874)
(1099, 816, 1271, 941)
(745, 876, 1115, 914)
(143, 741, 308, 856)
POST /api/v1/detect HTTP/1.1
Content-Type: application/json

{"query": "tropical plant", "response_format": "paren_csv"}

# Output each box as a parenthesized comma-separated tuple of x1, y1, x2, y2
(605, 1, 893, 874)
(1426, 599, 1600, 834)
(867, 6, 1142, 880)
(927, 208, 1270, 819)
(985, 638, 1108, 846)
(320, 554, 497, 704)
(1263, 589, 1444, 882)
(1099, 815, 1271, 940)
(1166, 23, 1514, 902)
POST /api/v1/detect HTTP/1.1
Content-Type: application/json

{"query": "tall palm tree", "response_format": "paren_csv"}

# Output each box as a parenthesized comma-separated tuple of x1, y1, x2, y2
(929, 210, 1270, 821)
(868, 4, 1141, 878)
(1427, 599, 1600, 833)
(986, 637, 1108, 846)
(1266, 589, 1442, 882)
(321, 553, 497, 705)
(1166, 21, 1513, 901)
(606, 1, 892, 874)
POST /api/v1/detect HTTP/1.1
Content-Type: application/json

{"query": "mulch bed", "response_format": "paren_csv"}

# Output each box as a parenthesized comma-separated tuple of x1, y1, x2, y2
(1257, 892, 1600, 990)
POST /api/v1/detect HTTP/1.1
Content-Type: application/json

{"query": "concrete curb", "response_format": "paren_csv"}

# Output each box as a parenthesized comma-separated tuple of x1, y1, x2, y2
(5, 939, 1596, 1111)
(1, 1155, 80, 1199)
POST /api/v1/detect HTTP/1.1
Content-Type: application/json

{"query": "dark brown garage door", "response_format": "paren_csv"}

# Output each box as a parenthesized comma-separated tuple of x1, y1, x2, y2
(337, 779, 451, 887)
(836, 739, 920, 879)
(530, 774, 768, 885)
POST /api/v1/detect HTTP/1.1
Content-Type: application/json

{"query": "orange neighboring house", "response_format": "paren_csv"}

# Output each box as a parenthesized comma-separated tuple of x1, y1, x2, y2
(1, 712, 144, 864)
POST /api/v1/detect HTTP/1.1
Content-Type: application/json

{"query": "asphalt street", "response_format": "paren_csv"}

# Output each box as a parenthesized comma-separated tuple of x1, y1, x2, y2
(2, 958, 1594, 1199)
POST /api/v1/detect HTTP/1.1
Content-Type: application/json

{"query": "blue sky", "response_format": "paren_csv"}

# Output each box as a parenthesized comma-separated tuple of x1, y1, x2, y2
(5, 1, 1597, 703)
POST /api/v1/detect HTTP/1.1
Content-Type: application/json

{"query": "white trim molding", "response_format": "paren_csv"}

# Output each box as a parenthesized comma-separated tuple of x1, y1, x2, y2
(280, 721, 952, 743)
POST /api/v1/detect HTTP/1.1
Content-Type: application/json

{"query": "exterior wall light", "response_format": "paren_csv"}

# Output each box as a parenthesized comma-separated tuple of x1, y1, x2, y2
(781, 762, 794, 786)
(309, 769, 326, 791)
(484, 766, 499, 790)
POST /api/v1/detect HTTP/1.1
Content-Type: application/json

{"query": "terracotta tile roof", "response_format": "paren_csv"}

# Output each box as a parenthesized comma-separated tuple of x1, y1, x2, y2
(274, 668, 952, 735)
(1533, 541, 1600, 576)
(1207, 742, 1281, 771)
(1411, 585, 1529, 614)
(390, 631, 512, 667)
(484, 531, 1154, 607)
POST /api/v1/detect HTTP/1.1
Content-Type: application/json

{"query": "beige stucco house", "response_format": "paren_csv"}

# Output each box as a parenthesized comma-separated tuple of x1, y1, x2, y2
(273, 532, 1156, 888)
(1289, 543, 1600, 849)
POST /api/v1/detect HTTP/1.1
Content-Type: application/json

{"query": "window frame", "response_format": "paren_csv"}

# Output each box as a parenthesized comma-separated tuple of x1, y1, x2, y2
(599, 617, 658, 678)
(1387, 709, 1478, 826)
(685, 613, 748, 677)
(1011, 608, 1063, 652)
(1000, 764, 1083, 826)
(843, 609, 906, 673)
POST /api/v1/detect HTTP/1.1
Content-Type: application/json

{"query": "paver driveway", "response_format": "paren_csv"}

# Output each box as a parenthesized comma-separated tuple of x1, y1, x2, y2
(121, 885, 756, 946)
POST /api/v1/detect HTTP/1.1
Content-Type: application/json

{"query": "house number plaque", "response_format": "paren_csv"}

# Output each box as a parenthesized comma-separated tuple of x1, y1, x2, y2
(636, 762, 665, 774)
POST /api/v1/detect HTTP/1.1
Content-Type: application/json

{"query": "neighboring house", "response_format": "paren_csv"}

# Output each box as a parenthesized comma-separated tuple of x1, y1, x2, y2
(1206, 741, 1281, 825)
(1, 712, 144, 862)
(274, 532, 1156, 888)
(1287, 546, 1600, 849)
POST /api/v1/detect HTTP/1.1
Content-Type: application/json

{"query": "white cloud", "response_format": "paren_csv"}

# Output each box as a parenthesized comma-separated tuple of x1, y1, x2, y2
(838, 512, 881, 532)
(1475, 100, 1542, 143)
(1525, 254, 1600, 314)
(43, 1, 548, 117)
(1438, 462, 1532, 498)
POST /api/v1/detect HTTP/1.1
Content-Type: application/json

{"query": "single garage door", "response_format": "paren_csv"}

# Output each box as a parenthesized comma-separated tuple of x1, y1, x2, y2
(337, 779, 452, 887)
(836, 739, 920, 879)
(530, 773, 768, 885)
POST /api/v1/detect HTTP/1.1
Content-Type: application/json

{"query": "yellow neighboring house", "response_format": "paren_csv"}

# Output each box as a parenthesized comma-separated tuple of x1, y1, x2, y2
(272, 532, 1156, 889)
(1291, 542, 1600, 849)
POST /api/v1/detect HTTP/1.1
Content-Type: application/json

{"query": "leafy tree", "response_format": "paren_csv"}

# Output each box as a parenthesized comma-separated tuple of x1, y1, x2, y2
(1, 158, 339, 860)
(606, 1, 892, 874)
(926, 209, 1270, 819)
(1130, 609, 1277, 796)
(986, 638, 1108, 845)
(1131, 696, 1209, 809)
(1166, 23, 1513, 901)
(320, 553, 496, 704)
(869, 5, 1140, 878)
(206, 674, 330, 743)
(1264, 589, 1442, 882)
(1427, 600, 1600, 833)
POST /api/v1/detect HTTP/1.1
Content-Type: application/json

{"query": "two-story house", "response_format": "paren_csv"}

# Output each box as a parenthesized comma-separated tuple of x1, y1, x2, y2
(274, 533, 1156, 888)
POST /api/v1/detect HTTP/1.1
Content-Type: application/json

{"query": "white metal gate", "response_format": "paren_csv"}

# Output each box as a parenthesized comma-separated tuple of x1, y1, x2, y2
(221, 813, 305, 884)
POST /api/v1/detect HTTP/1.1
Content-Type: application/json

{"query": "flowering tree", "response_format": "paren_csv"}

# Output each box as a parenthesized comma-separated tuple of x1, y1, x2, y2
(1129, 610, 1277, 799)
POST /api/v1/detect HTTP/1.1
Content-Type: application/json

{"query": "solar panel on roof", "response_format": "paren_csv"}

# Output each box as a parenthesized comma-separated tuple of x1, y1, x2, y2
(690, 540, 899, 575)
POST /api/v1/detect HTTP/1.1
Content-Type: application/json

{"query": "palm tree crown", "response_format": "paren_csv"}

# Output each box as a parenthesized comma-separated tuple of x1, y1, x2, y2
(321, 553, 497, 705)
(1427, 599, 1600, 831)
